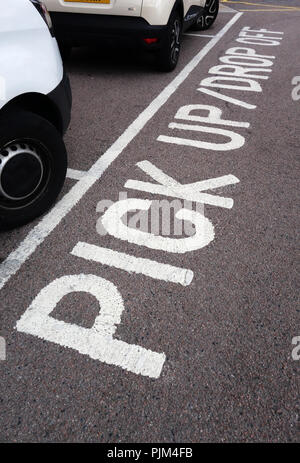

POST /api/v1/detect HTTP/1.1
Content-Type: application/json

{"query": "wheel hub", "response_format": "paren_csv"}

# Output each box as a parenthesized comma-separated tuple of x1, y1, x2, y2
(0, 143, 44, 201)
(171, 19, 181, 64)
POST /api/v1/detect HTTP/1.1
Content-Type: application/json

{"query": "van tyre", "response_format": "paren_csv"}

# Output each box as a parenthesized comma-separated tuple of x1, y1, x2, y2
(157, 11, 182, 72)
(0, 110, 67, 231)
(193, 0, 219, 31)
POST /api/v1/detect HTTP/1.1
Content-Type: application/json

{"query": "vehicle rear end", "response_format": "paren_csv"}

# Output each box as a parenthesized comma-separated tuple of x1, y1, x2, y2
(44, 0, 186, 71)
(44, 0, 170, 49)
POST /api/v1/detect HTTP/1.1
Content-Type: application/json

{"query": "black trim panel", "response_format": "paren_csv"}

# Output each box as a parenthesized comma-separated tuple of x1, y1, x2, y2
(48, 71, 72, 135)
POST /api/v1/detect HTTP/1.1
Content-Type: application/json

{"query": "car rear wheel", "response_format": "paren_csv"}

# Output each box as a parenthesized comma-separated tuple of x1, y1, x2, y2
(157, 12, 182, 72)
(193, 0, 219, 31)
(0, 110, 67, 231)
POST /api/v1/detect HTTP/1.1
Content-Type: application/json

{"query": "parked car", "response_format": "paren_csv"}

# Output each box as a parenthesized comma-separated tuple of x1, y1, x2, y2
(0, 0, 72, 230)
(44, 0, 219, 71)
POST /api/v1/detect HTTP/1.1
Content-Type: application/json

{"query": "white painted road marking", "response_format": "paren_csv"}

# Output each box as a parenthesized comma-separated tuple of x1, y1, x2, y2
(291, 76, 300, 101)
(11, 21, 285, 380)
(0, 336, 6, 361)
(0, 12, 243, 291)
(16, 274, 165, 378)
(125, 160, 239, 209)
(198, 87, 256, 109)
(67, 168, 88, 181)
(101, 198, 215, 253)
(158, 122, 246, 151)
(184, 33, 216, 38)
(71, 242, 194, 286)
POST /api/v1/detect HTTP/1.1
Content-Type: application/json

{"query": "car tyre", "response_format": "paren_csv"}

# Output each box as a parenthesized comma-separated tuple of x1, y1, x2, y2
(157, 11, 182, 72)
(0, 110, 67, 230)
(193, 0, 219, 31)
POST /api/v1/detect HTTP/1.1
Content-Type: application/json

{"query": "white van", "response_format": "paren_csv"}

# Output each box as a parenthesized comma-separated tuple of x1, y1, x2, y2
(44, 0, 219, 71)
(0, 0, 72, 230)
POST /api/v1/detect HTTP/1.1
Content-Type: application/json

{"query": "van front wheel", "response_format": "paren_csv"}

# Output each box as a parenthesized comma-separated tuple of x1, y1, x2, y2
(0, 110, 67, 230)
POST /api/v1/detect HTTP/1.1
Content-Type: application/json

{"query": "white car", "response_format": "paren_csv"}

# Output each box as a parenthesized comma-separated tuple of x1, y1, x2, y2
(44, 0, 219, 71)
(0, 0, 72, 230)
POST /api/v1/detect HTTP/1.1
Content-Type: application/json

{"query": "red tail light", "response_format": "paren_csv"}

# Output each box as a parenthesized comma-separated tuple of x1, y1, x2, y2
(144, 38, 159, 45)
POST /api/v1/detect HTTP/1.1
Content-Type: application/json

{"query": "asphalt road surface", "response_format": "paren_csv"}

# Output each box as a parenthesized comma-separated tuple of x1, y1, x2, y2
(0, 1, 299, 443)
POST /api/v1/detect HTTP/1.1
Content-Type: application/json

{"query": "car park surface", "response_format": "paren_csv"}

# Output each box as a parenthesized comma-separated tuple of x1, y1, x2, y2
(0, 1, 299, 443)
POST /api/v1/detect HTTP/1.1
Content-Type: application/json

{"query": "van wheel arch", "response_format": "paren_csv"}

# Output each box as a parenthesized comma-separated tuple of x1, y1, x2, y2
(1, 93, 63, 135)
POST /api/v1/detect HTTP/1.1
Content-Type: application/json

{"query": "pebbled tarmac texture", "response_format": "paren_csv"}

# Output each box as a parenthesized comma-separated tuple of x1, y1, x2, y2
(0, 2, 299, 443)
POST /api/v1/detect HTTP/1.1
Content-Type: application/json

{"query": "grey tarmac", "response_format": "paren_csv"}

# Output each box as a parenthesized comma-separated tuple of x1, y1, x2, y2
(0, 1, 299, 443)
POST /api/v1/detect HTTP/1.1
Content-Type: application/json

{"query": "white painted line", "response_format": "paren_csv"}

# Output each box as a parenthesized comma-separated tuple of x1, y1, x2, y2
(184, 33, 216, 38)
(67, 168, 87, 181)
(71, 242, 194, 286)
(0, 12, 243, 292)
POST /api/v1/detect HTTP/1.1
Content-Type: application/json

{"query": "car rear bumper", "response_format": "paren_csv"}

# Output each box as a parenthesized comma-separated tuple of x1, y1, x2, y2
(50, 12, 168, 49)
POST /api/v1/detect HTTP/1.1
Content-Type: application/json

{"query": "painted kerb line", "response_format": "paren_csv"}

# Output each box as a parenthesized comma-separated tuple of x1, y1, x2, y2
(0, 12, 243, 292)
